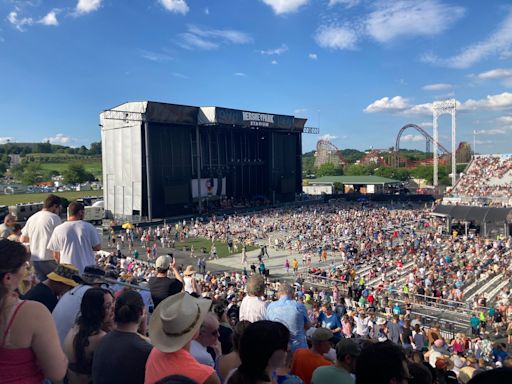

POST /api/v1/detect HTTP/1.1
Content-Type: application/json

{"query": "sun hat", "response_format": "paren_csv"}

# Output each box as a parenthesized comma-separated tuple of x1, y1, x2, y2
(183, 265, 197, 276)
(311, 328, 334, 342)
(149, 292, 212, 353)
(376, 317, 387, 325)
(47, 264, 79, 287)
(72, 265, 107, 285)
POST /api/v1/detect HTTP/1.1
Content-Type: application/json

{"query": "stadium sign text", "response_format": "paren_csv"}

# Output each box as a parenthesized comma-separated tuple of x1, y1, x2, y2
(242, 112, 275, 127)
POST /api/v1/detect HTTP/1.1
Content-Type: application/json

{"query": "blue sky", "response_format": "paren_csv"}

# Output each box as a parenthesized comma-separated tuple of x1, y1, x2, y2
(1, 0, 511, 154)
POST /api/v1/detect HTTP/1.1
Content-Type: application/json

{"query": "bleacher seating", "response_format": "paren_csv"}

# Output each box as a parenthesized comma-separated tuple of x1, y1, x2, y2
(452, 154, 512, 204)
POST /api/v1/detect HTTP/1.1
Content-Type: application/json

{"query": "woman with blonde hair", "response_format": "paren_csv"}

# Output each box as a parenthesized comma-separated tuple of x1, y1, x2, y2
(183, 265, 201, 295)
(0, 239, 67, 383)
(451, 333, 465, 355)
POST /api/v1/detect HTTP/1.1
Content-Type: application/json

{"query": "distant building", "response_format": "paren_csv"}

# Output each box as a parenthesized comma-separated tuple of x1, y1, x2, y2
(303, 175, 400, 195)
(8, 154, 21, 166)
(360, 150, 386, 166)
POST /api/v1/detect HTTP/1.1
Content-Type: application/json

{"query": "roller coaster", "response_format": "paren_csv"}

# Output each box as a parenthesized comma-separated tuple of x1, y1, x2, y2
(393, 124, 450, 167)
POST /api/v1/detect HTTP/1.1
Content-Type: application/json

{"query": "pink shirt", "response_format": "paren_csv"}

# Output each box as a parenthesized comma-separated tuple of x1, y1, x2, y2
(144, 347, 214, 384)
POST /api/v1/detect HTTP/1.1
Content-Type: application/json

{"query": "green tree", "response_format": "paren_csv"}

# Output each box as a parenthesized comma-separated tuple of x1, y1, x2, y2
(344, 164, 374, 176)
(89, 142, 102, 155)
(316, 162, 343, 177)
(62, 162, 95, 184)
(374, 167, 411, 181)
(35, 141, 52, 153)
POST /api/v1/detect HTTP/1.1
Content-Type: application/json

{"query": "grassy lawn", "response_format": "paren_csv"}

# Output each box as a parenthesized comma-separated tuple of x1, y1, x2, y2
(174, 237, 259, 258)
(39, 160, 102, 178)
(0, 190, 103, 205)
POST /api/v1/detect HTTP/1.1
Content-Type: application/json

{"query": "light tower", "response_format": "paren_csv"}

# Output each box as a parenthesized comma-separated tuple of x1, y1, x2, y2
(432, 99, 457, 188)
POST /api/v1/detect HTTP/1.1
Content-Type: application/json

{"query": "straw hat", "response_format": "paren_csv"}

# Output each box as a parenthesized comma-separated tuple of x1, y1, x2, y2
(183, 265, 197, 276)
(376, 317, 387, 326)
(47, 264, 79, 287)
(149, 292, 211, 353)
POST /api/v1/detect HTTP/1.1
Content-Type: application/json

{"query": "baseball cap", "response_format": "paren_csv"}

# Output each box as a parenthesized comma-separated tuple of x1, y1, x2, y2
(335, 338, 361, 360)
(156, 255, 172, 269)
(311, 328, 334, 342)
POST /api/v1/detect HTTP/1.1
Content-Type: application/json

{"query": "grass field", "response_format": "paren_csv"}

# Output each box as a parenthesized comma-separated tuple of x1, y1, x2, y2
(0, 190, 103, 205)
(39, 160, 102, 178)
(173, 238, 259, 258)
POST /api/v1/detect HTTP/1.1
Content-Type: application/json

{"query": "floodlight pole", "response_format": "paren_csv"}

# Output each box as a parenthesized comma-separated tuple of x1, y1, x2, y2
(432, 99, 457, 188)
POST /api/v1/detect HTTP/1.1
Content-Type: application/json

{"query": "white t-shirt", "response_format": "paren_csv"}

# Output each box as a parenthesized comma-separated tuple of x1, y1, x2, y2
(47, 220, 101, 273)
(190, 340, 215, 367)
(52, 284, 92, 344)
(239, 295, 267, 322)
(21, 210, 62, 262)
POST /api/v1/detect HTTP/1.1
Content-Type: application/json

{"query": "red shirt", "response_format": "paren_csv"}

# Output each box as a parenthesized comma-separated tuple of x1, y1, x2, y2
(144, 347, 215, 384)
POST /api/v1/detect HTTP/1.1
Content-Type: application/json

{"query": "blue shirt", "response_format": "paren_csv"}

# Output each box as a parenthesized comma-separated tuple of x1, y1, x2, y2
(317, 312, 342, 334)
(266, 296, 309, 352)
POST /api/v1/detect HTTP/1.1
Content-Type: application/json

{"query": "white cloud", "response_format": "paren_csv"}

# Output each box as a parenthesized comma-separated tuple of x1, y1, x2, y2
(366, 0, 464, 44)
(308, 53, 318, 60)
(474, 139, 493, 145)
(39, 10, 58, 26)
(497, 115, 512, 124)
(364, 96, 410, 113)
(329, 0, 360, 8)
(0, 137, 15, 144)
(367, 92, 512, 116)
(172, 72, 189, 79)
(8, 11, 33, 31)
(460, 92, 512, 111)
(42, 134, 74, 145)
(422, 83, 452, 91)
(139, 50, 173, 62)
(294, 108, 307, 115)
(261, 0, 309, 15)
(477, 68, 512, 79)
(271, 59, 278, 65)
(419, 121, 433, 128)
(422, 10, 512, 68)
(177, 25, 252, 50)
(319, 134, 337, 141)
(159, 0, 189, 15)
(179, 32, 218, 50)
(314, 25, 358, 50)
(401, 134, 424, 142)
(233, 72, 247, 77)
(259, 44, 288, 55)
(76, 0, 102, 15)
(403, 103, 434, 115)
(474, 128, 508, 135)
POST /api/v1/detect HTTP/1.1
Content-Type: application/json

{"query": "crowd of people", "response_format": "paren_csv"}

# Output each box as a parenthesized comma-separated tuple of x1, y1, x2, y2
(452, 154, 512, 201)
(2, 193, 512, 383)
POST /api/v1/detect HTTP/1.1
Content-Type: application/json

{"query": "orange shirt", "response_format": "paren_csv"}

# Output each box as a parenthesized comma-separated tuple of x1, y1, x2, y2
(144, 347, 215, 384)
(291, 348, 332, 384)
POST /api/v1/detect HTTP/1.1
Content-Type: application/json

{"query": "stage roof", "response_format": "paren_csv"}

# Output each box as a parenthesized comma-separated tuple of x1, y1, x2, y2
(432, 205, 512, 223)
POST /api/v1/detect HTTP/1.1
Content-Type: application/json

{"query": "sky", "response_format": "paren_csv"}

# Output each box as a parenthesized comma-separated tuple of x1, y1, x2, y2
(0, 0, 512, 155)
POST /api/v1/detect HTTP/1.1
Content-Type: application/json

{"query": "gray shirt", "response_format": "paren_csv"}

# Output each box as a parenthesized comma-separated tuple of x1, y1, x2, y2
(0, 223, 11, 239)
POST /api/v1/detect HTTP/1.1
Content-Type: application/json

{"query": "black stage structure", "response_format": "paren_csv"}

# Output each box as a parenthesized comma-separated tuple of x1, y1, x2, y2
(100, 102, 309, 220)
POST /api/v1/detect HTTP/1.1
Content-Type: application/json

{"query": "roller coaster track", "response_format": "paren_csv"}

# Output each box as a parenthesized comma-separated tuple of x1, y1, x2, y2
(395, 124, 450, 154)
